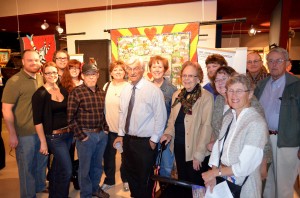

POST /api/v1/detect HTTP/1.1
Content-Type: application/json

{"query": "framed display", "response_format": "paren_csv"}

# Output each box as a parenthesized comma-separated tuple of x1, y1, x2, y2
(70, 54, 84, 63)
(0, 49, 11, 67)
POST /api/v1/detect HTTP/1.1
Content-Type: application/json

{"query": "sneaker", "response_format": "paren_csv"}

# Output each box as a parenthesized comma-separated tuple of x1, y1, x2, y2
(100, 184, 115, 191)
(123, 182, 129, 192)
(92, 188, 110, 198)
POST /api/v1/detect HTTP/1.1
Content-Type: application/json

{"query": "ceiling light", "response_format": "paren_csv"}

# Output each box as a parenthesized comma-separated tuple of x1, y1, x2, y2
(41, 20, 49, 30)
(56, 23, 64, 34)
(248, 25, 257, 36)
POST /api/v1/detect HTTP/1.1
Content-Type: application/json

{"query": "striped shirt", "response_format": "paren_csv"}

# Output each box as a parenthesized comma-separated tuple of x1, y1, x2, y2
(68, 83, 109, 141)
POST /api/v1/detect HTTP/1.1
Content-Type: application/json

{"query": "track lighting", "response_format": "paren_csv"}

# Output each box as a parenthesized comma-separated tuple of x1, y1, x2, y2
(248, 25, 257, 36)
(56, 23, 64, 34)
(41, 20, 49, 30)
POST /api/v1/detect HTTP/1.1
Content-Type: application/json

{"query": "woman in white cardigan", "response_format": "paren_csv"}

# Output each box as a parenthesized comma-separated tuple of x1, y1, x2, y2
(202, 74, 268, 198)
(160, 61, 214, 187)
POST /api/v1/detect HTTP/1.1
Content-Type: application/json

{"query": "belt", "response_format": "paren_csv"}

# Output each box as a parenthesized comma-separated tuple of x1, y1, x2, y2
(82, 127, 102, 133)
(125, 134, 150, 140)
(269, 130, 278, 135)
(52, 127, 69, 135)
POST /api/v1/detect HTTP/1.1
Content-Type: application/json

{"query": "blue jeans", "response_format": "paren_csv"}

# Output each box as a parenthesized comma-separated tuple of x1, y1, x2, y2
(16, 134, 48, 198)
(46, 132, 73, 198)
(76, 131, 108, 198)
(157, 143, 174, 177)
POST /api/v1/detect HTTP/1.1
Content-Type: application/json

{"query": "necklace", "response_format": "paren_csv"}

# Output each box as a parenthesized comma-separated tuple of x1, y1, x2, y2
(112, 81, 125, 96)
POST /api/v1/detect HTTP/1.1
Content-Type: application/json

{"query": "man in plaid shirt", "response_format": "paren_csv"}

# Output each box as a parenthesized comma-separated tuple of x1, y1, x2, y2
(68, 63, 109, 198)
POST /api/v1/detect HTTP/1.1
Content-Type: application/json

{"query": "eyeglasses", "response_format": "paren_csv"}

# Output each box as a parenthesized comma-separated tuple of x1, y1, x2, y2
(267, 59, 287, 65)
(56, 57, 68, 61)
(126, 67, 141, 73)
(226, 89, 250, 95)
(214, 77, 228, 84)
(247, 60, 261, 64)
(44, 71, 58, 76)
(181, 74, 198, 79)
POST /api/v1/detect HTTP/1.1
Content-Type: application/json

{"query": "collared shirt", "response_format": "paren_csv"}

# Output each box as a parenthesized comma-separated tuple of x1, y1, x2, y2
(259, 75, 286, 131)
(2, 69, 43, 136)
(68, 83, 108, 141)
(118, 78, 167, 143)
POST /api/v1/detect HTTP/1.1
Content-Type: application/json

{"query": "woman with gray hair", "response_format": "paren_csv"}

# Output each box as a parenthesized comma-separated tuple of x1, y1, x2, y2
(202, 74, 268, 198)
(160, 61, 213, 187)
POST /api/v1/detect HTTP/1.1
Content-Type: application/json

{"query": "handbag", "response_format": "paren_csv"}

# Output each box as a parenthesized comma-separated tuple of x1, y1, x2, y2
(217, 120, 248, 198)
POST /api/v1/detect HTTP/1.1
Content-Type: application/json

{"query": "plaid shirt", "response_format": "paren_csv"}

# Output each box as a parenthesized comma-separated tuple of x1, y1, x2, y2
(68, 84, 109, 141)
(246, 68, 270, 85)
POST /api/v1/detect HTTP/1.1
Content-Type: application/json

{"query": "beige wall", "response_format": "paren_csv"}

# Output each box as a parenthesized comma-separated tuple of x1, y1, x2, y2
(66, 1, 217, 54)
(0, 0, 163, 16)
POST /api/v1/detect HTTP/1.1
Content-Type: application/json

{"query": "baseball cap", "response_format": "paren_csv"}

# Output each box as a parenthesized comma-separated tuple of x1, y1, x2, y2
(82, 64, 99, 74)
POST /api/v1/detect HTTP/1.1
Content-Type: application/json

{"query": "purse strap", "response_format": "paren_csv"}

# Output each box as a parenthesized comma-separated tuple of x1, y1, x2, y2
(218, 119, 249, 187)
(104, 81, 111, 98)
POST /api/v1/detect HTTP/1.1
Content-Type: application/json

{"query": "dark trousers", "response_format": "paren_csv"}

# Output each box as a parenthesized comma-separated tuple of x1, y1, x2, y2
(123, 135, 157, 198)
(103, 132, 127, 185)
(174, 142, 209, 187)
(47, 132, 73, 198)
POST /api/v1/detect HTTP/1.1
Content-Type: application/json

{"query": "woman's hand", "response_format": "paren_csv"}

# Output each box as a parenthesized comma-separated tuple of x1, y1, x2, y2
(260, 158, 268, 180)
(113, 136, 123, 148)
(202, 169, 217, 192)
(207, 141, 214, 152)
(40, 141, 48, 155)
(193, 158, 202, 171)
(160, 134, 172, 145)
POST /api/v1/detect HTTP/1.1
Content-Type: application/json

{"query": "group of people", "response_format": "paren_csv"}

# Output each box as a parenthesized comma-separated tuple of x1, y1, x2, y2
(1, 46, 299, 198)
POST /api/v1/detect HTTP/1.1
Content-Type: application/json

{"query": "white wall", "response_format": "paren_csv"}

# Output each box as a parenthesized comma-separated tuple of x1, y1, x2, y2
(66, 1, 217, 54)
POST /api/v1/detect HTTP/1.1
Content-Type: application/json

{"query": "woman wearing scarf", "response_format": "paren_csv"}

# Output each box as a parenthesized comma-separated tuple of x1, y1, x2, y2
(160, 61, 213, 187)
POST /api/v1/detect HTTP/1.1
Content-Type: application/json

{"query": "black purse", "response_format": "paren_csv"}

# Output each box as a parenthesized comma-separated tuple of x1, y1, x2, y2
(216, 121, 248, 198)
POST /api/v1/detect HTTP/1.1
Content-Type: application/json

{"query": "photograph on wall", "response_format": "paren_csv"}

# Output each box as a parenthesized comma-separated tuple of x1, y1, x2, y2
(0, 49, 11, 67)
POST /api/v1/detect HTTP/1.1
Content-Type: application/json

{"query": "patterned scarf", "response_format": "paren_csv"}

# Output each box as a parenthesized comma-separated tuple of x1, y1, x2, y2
(172, 83, 202, 115)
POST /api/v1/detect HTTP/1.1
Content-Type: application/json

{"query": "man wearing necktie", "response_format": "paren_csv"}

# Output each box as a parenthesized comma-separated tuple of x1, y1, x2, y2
(114, 57, 167, 198)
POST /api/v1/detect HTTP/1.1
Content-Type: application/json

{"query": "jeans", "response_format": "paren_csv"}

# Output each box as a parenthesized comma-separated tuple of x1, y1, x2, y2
(156, 142, 174, 177)
(103, 132, 127, 185)
(16, 134, 48, 198)
(76, 131, 108, 198)
(46, 132, 73, 198)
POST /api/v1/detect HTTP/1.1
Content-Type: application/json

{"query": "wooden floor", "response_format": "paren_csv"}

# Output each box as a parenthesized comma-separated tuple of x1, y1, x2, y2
(0, 120, 131, 198)
(0, 119, 299, 198)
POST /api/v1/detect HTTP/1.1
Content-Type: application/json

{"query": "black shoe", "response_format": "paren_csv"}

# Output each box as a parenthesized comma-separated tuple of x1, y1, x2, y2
(92, 188, 110, 198)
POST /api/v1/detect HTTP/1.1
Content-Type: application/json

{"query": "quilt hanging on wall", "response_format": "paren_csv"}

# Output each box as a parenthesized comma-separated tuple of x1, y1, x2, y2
(20, 34, 58, 64)
(110, 23, 199, 87)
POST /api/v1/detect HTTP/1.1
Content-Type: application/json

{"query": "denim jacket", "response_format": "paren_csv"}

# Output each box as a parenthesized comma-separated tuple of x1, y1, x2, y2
(160, 78, 177, 121)
(254, 73, 300, 147)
